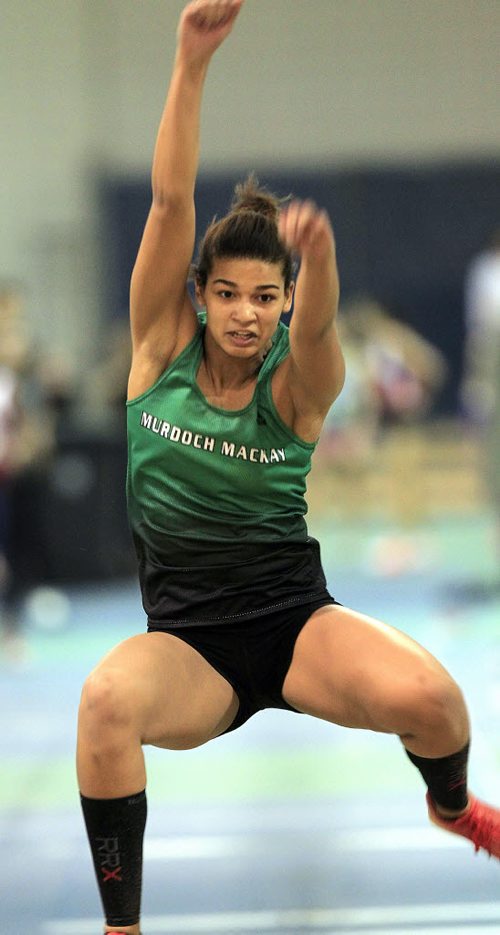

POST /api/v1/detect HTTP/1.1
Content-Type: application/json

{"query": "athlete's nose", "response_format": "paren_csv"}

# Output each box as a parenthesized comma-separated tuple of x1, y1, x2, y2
(233, 302, 257, 324)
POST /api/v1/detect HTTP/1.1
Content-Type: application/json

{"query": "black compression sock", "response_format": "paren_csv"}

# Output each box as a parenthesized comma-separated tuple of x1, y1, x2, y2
(405, 742, 470, 812)
(80, 789, 147, 927)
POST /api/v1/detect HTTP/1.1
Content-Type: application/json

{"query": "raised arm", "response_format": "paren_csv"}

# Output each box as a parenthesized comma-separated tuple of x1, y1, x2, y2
(128, 0, 244, 399)
(278, 200, 345, 438)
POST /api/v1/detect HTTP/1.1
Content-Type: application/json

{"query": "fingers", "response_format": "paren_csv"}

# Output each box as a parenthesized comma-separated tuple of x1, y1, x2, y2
(279, 200, 316, 248)
(188, 0, 244, 30)
(178, 0, 243, 63)
(279, 200, 334, 258)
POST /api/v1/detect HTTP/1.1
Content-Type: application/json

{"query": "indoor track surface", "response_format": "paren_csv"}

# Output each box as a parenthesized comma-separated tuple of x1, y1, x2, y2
(1, 511, 499, 934)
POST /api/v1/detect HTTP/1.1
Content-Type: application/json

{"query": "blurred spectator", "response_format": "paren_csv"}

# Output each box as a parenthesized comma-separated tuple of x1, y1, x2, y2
(462, 228, 500, 426)
(316, 296, 448, 572)
(462, 229, 500, 577)
(0, 285, 56, 661)
(318, 295, 447, 453)
(79, 320, 131, 433)
(343, 296, 447, 425)
(36, 347, 77, 439)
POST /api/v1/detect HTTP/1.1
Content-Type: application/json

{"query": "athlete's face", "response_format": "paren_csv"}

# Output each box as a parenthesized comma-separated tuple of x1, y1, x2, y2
(197, 257, 294, 360)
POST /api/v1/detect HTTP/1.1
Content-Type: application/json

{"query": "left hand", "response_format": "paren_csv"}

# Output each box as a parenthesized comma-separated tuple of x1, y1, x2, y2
(177, 0, 244, 66)
(278, 200, 335, 262)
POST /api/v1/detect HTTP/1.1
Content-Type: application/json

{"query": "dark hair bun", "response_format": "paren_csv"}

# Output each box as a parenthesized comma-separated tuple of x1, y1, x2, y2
(193, 173, 294, 290)
(231, 174, 282, 224)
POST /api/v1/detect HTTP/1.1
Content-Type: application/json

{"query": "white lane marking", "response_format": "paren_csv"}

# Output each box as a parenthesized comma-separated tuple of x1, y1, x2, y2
(143, 826, 464, 859)
(43, 901, 500, 934)
(366, 930, 500, 935)
(41, 926, 500, 935)
(39, 827, 466, 862)
(335, 826, 466, 851)
(145, 834, 245, 859)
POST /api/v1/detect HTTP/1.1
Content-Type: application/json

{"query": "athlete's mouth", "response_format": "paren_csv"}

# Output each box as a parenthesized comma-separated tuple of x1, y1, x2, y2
(228, 331, 256, 339)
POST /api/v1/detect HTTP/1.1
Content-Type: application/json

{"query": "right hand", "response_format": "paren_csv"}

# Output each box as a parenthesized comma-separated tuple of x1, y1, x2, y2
(279, 200, 336, 264)
(177, 0, 244, 66)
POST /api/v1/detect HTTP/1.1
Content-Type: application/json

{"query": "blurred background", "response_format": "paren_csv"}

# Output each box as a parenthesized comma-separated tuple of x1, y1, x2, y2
(1, 1, 499, 932)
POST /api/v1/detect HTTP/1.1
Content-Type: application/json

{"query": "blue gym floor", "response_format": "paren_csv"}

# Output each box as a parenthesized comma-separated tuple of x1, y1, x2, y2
(1, 509, 499, 934)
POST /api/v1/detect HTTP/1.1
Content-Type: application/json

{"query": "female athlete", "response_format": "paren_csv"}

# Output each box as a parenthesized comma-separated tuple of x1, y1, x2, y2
(77, 2, 499, 932)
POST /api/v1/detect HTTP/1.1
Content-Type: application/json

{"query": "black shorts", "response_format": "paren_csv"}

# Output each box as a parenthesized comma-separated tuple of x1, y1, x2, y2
(148, 594, 338, 733)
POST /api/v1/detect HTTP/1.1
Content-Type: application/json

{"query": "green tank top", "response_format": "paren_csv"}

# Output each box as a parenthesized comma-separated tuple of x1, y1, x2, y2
(126, 316, 330, 624)
(127, 317, 317, 552)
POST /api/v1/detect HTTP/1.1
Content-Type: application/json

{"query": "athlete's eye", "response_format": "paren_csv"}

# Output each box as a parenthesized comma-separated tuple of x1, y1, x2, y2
(218, 290, 233, 299)
(258, 293, 275, 304)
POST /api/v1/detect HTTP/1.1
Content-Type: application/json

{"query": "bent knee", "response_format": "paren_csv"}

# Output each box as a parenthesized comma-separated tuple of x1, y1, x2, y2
(79, 668, 138, 739)
(370, 664, 467, 735)
(409, 669, 465, 725)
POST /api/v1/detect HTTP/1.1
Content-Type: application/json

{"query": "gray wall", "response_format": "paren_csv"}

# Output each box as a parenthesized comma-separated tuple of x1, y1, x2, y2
(1, 0, 499, 364)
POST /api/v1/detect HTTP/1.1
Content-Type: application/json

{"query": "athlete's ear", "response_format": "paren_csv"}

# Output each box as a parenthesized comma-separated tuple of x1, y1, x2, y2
(283, 281, 294, 313)
(195, 280, 205, 308)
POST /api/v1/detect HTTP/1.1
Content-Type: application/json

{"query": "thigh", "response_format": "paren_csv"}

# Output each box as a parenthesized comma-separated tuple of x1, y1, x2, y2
(87, 631, 239, 750)
(282, 603, 452, 733)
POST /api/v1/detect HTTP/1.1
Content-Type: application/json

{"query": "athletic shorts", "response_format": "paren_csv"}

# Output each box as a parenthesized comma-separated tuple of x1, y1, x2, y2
(148, 594, 338, 732)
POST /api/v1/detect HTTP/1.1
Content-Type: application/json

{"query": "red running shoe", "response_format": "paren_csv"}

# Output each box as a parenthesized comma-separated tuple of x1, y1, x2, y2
(427, 792, 500, 858)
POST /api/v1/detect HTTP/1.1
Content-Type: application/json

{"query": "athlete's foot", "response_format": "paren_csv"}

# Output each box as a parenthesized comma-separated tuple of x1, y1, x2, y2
(427, 792, 500, 858)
